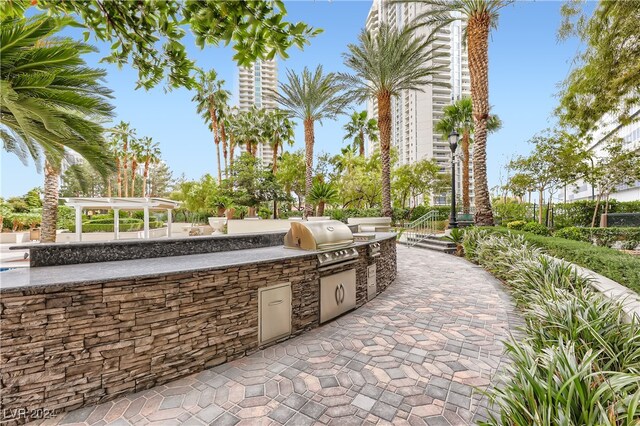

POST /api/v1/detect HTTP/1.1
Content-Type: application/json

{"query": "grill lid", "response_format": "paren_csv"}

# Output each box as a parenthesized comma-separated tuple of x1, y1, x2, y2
(283, 220, 354, 251)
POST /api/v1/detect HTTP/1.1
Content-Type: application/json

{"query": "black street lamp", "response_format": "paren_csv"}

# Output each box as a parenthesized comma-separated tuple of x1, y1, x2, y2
(448, 130, 459, 229)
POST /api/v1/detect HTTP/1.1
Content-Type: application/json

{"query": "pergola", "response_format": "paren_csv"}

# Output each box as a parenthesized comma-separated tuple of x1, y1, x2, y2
(62, 197, 181, 242)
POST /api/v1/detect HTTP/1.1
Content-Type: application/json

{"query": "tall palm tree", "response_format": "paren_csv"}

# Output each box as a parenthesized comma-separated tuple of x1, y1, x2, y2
(340, 24, 447, 217)
(193, 69, 230, 184)
(140, 137, 161, 197)
(129, 137, 143, 197)
(407, 0, 512, 225)
(435, 97, 502, 214)
(271, 66, 347, 218)
(112, 121, 136, 197)
(343, 110, 378, 156)
(1, 15, 114, 242)
(266, 110, 296, 173)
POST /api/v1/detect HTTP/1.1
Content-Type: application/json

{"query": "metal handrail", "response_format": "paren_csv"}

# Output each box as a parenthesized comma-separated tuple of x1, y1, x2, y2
(404, 210, 439, 247)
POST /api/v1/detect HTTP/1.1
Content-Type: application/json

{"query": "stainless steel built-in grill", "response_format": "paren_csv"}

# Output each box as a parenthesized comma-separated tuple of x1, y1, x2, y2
(284, 220, 359, 322)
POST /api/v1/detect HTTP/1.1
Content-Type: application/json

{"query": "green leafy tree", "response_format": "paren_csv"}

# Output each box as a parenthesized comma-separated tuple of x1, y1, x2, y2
(586, 138, 640, 226)
(147, 162, 174, 198)
(193, 69, 230, 183)
(343, 110, 378, 157)
(277, 150, 306, 211)
(340, 24, 447, 217)
(557, 1, 640, 134)
(334, 151, 383, 209)
(2, 1, 321, 90)
(60, 163, 108, 197)
(24, 188, 43, 209)
(435, 97, 502, 214)
(392, 159, 440, 209)
(1, 15, 114, 242)
(272, 66, 347, 218)
(509, 129, 586, 224)
(308, 181, 339, 216)
(406, 0, 513, 225)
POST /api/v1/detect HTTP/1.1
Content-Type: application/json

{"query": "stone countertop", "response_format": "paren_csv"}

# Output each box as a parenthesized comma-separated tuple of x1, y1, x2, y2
(0, 233, 396, 293)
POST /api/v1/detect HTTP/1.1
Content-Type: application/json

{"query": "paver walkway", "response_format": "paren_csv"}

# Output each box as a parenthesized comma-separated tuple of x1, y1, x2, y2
(41, 245, 520, 426)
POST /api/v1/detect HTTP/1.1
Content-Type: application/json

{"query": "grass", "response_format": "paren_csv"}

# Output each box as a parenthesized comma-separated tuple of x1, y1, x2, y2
(484, 227, 640, 294)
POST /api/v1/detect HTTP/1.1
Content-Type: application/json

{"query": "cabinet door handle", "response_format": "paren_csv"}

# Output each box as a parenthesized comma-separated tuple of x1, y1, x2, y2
(268, 300, 283, 306)
(335, 285, 341, 304)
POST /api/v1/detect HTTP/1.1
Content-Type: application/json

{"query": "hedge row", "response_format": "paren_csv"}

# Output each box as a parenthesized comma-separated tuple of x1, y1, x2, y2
(484, 227, 640, 294)
(279, 206, 452, 224)
(554, 227, 640, 249)
(68, 220, 164, 233)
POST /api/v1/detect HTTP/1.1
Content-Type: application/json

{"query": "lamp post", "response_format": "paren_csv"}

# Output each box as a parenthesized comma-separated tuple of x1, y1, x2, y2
(448, 130, 459, 229)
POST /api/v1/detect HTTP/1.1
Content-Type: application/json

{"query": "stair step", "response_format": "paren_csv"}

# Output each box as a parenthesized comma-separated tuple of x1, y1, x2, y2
(399, 239, 458, 254)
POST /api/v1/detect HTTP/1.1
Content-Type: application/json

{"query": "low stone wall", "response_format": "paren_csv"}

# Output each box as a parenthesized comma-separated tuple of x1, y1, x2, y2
(15, 232, 287, 268)
(0, 238, 396, 424)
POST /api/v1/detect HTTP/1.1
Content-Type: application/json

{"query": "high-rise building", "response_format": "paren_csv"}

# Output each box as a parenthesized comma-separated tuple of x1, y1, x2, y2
(566, 106, 640, 202)
(238, 59, 278, 167)
(365, 0, 471, 205)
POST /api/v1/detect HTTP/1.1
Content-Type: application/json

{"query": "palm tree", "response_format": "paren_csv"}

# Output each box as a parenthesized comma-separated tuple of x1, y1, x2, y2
(193, 69, 230, 184)
(112, 121, 136, 197)
(266, 110, 296, 173)
(308, 181, 338, 217)
(407, 0, 512, 225)
(140, 137, 161, 197)
(1, 15, 114, 242)
(129, 137, 143, 196)
(343, 110, 378, 156)
(271, 66, 347, 218)
(435, 97, 502, 214)
(340, 24, 447, 217)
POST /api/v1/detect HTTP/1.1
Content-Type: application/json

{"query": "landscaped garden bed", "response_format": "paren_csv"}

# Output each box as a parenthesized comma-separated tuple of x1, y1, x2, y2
(485, 227, 640, 294)
(462, 229, 640, 425)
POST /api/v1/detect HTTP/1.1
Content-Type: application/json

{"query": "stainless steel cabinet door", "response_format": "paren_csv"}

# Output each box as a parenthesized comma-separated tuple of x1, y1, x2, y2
(259, 282, 292, 344)
(320, 269, 356, 323)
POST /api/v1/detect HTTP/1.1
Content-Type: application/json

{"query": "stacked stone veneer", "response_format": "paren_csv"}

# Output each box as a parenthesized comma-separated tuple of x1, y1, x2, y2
(0, 238, 396, 424)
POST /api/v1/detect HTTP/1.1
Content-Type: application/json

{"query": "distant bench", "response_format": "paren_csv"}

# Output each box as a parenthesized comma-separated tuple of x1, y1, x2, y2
(347, 217, 392, 232)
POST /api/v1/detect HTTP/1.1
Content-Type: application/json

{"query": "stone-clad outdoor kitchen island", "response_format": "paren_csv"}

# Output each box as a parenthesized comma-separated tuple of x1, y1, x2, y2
(0, 232, 396, 424)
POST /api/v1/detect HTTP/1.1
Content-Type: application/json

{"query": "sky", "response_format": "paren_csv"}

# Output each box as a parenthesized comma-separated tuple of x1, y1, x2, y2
(0, 0, 585, 198)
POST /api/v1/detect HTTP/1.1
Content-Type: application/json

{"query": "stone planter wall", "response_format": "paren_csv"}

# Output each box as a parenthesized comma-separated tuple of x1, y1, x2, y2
(0, 239, 396, 425)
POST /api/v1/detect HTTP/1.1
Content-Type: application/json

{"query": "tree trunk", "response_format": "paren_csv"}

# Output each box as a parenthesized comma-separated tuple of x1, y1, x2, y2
(461, 130, 471, 214)
(272, 140, 279, 173)
(377, 91, 393, 217)
(221, 123, 229, 179)
(303, 118, 315, 219)
(107, 179, 112, 198)
(591, 193, 601, 228)
(359, 130, 365, 156)
(41, 160, 60, 243)
(116, 157, 122, 197)
(210, 106, 222, 184)
(538, 189, 544, 224)
(229, 135, 235, 173)
(123, 146, 129, 197)
(468, 13, 494, 226)
(143, 160, 150, 197)
(318, 201, 325, 217)
(131, 161, 138, 197)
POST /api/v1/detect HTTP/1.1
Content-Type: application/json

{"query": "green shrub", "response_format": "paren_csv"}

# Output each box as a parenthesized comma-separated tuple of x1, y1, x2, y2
(463, 230, 640, 425)
(553, 227, 640, 248)
(506, 220, 526, 230)
(484, 227, 640, 294)
(522, 221, 549, 235)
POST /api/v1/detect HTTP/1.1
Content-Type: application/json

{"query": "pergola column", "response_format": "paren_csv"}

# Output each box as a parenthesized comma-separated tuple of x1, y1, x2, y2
(143, 207, 150, 239)
(166, 209, 172, 238)
(114, 209, 120, 240)
(74, 206, 82, 242)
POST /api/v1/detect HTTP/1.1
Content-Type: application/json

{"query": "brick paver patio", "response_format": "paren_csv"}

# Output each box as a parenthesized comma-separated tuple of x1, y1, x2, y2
(40, 245, 520, 426)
